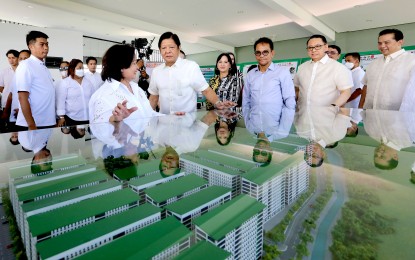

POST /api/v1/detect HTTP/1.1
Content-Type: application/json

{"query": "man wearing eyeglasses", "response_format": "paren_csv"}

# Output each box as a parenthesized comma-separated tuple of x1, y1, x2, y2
(294, 35, 352, 107)
(242, 37, 296, 127)
(359, 29, 415, 110)
(327, 45, 341, 61)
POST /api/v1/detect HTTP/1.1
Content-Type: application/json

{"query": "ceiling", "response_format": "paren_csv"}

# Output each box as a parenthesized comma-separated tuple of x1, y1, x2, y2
(0, 0, 414, 55)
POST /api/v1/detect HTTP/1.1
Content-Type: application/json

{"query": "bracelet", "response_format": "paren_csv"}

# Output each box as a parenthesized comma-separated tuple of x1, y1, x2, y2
(214, 100, 222, 108)
(59, 116, 65, 119)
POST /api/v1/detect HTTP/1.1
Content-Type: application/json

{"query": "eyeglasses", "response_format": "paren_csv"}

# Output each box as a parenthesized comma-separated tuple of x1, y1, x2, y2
(253, 149, 269, 156)
(326, 51, 338, 55)
(306, 44, 326, 51)
(59, 66, 68, 71)
(254, 50, 270, 57)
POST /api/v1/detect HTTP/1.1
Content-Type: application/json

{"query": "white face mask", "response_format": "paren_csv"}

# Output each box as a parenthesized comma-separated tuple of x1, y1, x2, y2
(75, 69, 84, 77)
(60, 70, 68, 77)
(344, 62, 354, 70)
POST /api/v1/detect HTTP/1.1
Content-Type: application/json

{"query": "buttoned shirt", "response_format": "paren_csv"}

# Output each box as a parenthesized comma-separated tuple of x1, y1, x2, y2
(148, 58, 208, 114)
(363, 109, 414, 150)
(89, 78, 155, 123)
(344, 66, 365, 108)
(295, 106, 351, 146)
(15, 55, 56, 127)
(145, 113, 208, 155)
(362, 49, 415, 110)
(0, 66, 15, 108)
(243, 63, 296, 119)
(56, 76, 97, 121)
(84, 71, 104, 90)
(294, 54, 353, 106)
(245, 103, 295, 142)
(400, 67, 415, 112)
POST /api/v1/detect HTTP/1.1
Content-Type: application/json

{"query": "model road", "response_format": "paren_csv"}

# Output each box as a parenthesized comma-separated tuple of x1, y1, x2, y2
(278, 167, 328, 259)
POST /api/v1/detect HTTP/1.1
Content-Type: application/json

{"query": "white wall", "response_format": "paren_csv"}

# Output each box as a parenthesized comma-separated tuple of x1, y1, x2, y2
(0, 23, 83, 81)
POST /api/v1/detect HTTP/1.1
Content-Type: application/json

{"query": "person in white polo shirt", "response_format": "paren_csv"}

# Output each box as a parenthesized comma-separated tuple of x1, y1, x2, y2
(359, 29, 415, 110)
(294, 34, 352, 107)
(148, 32, 235, 115)
(15, 31, 56, 130)
(84, 56, 104, 89)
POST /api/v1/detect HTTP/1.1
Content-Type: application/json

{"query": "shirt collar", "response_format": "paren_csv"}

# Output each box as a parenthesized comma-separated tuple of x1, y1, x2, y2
(107, 78, 122, 91)
(388, 48, 405, 60)
(381, 136, 402, 151)
(317, 139, 327, 148)
(267, 63, 277, 71)
(311, 54, 329, 64)
(29, 55, 45, 65)
(162, 57, 182, 69)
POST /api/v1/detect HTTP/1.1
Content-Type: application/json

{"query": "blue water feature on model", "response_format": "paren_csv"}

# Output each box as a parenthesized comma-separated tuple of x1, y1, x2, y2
(310, 151, 346, 260)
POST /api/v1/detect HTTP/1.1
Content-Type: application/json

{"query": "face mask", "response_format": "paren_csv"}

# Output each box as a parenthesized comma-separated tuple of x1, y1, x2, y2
(60, 70, 68, 77)
(75, 69, 84, 77)
(344, 62, 354, 70)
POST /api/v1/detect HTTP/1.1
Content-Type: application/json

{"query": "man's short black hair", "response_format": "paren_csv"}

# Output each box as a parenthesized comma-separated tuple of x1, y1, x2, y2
(254, 37, 274, 51)
(19, 49, 31, 55)
(86, 56, 97, 64)
(328, 45, 341, 54)
(158, 32, 181, 49)
(307, 34, 327, 45)
(6, 49, 19, 58)
(379, 29, 404, 41)
(374, 158, 399, 170)
(9, 137, 19, 145)
(345, 52, 361, 62)
(26, 31, 48, 46)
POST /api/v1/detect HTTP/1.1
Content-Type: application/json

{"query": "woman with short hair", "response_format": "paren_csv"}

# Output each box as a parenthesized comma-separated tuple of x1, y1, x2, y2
(89, 44, 155, 123)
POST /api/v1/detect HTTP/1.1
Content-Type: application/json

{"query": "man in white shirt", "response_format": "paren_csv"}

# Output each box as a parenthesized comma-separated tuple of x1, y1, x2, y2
(15, 31, 56, 130)
(148, 32, 234, 115)
(364, 109, 415, 170)
(84, 56, 104, 89)
(359, 28, 415, 110)
(2, 50, 31, 132)
(295, 105, 351, 167)
(294, 34, 352, 107)
(344, 52, 365, 108)
(0, 49, 19, 131)
(327, 45, 341, 61)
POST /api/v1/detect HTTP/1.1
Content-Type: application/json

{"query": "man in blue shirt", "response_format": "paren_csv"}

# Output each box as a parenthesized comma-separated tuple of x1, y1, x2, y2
(242, 37, 296, 121)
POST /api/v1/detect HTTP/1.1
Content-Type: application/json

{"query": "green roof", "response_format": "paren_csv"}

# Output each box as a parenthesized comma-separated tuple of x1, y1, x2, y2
(14, 164, 96, 188)
(9, 154, 86, 180)
(76, 217, 192, 260)
(145, 174, 207, 203)
(17, 170, 109, 202)
(114, 160, 160, 180)
(27, 188, 139, 236)
(193, 194, 265, 241)
(37, 204, 162, 259)
(164, 186, 231, 215)
(243, 152, 303, 185)
(181, 154, 241, 175)
(173, 241, 231, 260)
(22, 180, 121, 213)
(193, 150, 255, 172)
(129, 172, 185, 189)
